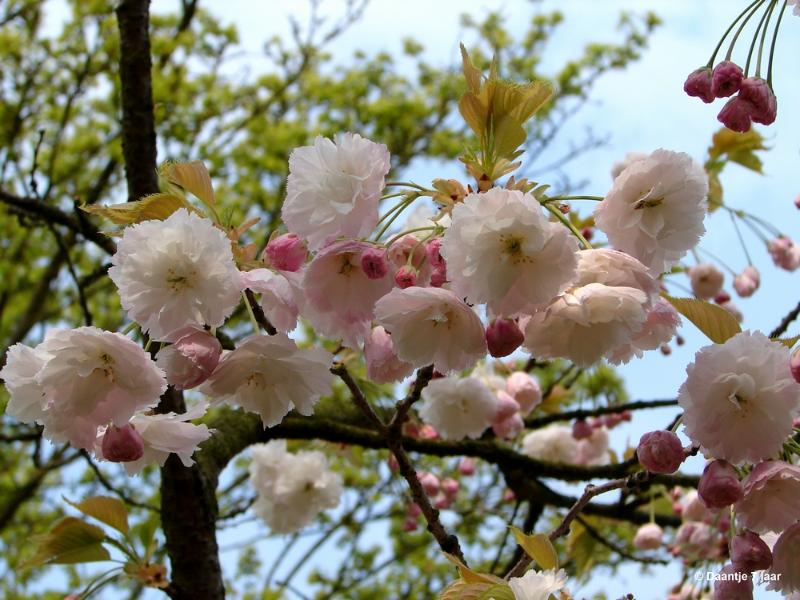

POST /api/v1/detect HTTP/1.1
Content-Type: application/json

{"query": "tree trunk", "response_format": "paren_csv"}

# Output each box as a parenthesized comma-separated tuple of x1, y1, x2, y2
(115, 3, 226, 597)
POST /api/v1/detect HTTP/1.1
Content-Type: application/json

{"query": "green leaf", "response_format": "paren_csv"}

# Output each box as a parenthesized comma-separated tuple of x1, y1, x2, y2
(708, 127, 767, 160)
(728, 149, 763, 173)
(706, 169, 723, 213)
(459, 93, 488, 137)
(664, 295, 741, 344)
(161, 161, 216, 206)
(774, 334, 800, 349)
(81, 193, 191, 225)
(477, 583, 516, 600)
(442, 553, 505, 585)
(65, 496, 129, 535)
(459, 44, 483, 94)
(24, 517, 110, 568)
(566, 519, 596, 577)
(509, 526, 558, 570)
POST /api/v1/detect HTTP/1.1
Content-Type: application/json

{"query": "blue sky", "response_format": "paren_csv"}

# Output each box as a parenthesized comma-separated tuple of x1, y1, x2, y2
(40, 1, 800, 597)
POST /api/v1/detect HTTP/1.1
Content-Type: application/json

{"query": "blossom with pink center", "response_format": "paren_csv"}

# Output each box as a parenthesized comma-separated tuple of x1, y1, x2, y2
(637, 430, 685, 474)
(608, 297, 681, 364)
(155, 327, 221, 390)
(300, 240, 393, 348)
(633, 523, 663, 550)
(417, 376, 497, 440)
(594, 149, 708, 275)
(733, 266, 760, 298)
(0, 342, 51, 423)
(281, 133, 390, 250)
(101, 424, 145, 462)
(711, 61, 744, 98)
(441, 188, 578, 316)
(524, 283, 650, 367)
(731, 530, 772, 572)
(201, 334, 334, 427)
(575, 426, 610, 466)
(120, 403, 212, 475)
(240, 269, 300, 334)
(736, 461, 800, 534)
(4, 327, 166, 450)
(698, 460, 742, 509)
(485, 318, 525, 358)
(506, 371, 542, 415)
(363, 326, 414, 384)
(767, 523, 800, 593)
(109, 209, 242, 340)
(684, 67, 714, 103)
(263, 233, 306, 272)
(678, 331, 800, 465)
(522, 425, 579, 464)
(768, 236, 800, 271)
(689, 263, 724, 300)
(611, 152, 648, 180)
(374, 286, 486, 374)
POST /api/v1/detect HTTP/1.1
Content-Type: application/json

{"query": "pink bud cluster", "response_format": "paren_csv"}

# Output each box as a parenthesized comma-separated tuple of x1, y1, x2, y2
(684, 61, 777, 132)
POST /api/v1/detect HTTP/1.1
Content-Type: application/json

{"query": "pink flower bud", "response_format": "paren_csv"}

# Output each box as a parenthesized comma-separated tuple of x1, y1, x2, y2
(494, 391, 520, 422)
(394, 265, 418, 288)
(406, 502, 422, 518)
(156, 328, 221, 390)
(101, 424, 145, 462)
(660, 344, 672, 356)
(503, 489, 516, 502)
(402, 518, 418, 532)
(689, 263, 725, 300)
(264, 233, 306, 272)
(485, 318, 524, 358)
(712, 564, 752, 599)
(738, 77, 777, 125)
(768, 236, 800, 271)
(360, 247, 389, 279)
(731, 530, 772, 572)
(418, 472, 440, 496)
(418, 424, 438, 440)
(506, 371, 542, 416)
(388, 454, 399, 471)
(795, 195, 800, 211)
(603, 413, 625, 429)
(426, 239, 448, 287)
(714, 291, 731, 304)
(698, 460, 742, 509)
(733, 266, 760, 298)
(459, 457, 476, 476)
(711, 61, 744, 98)
(581, 227, 593, 242)
(718, 96, 754, 133)
(572, 419, 593, 440)
(492, 413, 524, 440)
(441, 477, 459, 497)
(684, 67, 715, 103)
(633, 523, 663, 550)
(434, 494, 452, 510)
(637, 430, 685, 474)
(790, 348, 800, 384)
(675, 335, 685, 346)
(430, 264, 447, 287)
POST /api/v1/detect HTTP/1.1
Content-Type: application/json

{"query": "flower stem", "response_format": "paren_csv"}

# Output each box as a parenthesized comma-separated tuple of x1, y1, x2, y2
(767, 1, 788, 86)
(745, 0, 774, 76)
(755, 0, 778, 78)
(713, 0, 764, 64)
(384, 226, 437, 249)
(545, 203, 592, 249)
(728, 210, 754, 266)
(728, 0, 768, 63)
(544, 194, 604, 203)
(242, 291, 260, 334)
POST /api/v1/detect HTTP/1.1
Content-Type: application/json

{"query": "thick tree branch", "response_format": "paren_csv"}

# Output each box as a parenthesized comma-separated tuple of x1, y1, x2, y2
(525, 398, 678, 428)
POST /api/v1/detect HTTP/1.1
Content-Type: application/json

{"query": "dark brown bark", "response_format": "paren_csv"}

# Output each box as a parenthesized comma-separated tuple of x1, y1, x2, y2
(115, 4, 225, 598)
(116, 0, 159, 204)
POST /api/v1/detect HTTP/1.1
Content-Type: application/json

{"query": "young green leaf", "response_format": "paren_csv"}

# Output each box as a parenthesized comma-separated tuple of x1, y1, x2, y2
(664, 295, 741, 344)
(509, 526, 558, 570)
(65, 495, 130, 535)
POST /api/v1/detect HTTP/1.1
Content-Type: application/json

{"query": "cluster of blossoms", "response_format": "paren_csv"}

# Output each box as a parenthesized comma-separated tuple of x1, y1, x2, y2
(248, 440, 343, 533)
(683, 0, 795, 132)
(635, 330, 800, 596)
